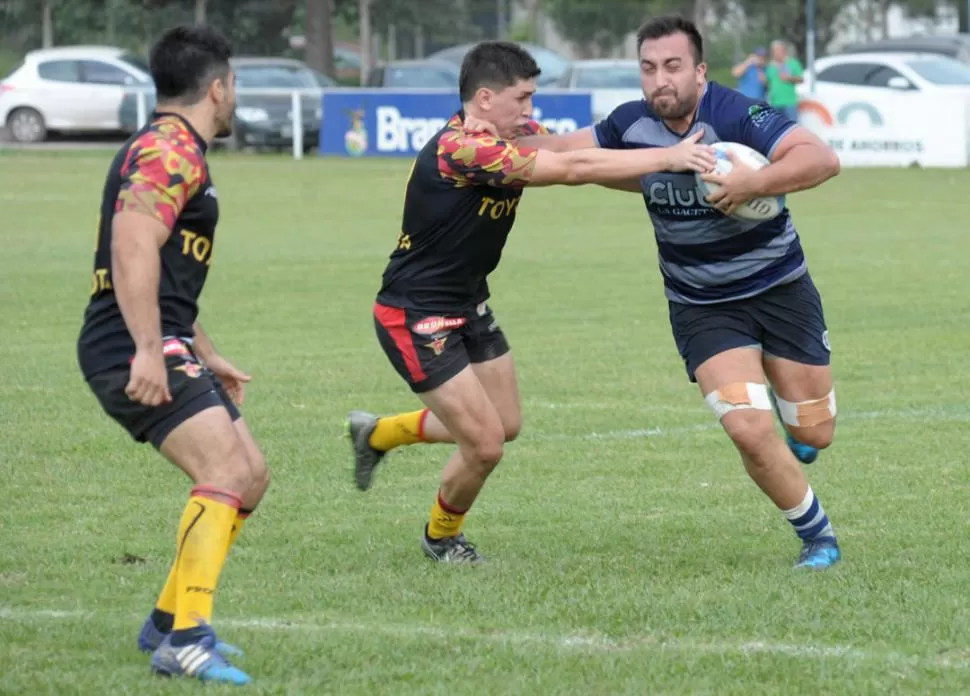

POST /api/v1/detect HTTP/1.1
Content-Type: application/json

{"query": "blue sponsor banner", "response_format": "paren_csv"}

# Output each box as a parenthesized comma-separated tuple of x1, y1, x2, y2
(320, 88, 592, 157)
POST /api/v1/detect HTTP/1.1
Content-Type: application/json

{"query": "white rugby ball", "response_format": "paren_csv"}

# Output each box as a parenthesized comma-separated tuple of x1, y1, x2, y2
(694, 141, 785, 223)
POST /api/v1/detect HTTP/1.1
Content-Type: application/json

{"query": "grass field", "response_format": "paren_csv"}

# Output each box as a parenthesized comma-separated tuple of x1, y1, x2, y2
(1, 149, 970, 694)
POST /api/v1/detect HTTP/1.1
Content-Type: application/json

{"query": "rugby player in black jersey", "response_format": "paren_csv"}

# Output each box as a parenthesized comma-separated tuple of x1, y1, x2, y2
(76, 25, 264, 685)
(346, 41, 717, 564)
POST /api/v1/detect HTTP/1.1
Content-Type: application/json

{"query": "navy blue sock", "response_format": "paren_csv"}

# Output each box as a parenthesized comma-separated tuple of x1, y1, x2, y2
(783, 487, 834, 541)
(150, 608, 174, 633)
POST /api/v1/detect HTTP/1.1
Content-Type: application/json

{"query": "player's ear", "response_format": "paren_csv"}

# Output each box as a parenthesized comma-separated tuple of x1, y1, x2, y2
(696, 61, 707, 84)
(476, 86, 494, 113)
(209, 72, 229, 105)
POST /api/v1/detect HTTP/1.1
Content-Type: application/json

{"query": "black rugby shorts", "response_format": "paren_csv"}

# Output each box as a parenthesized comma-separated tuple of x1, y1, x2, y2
(84, 338, 241, 449)
(373, 301, 510, 393)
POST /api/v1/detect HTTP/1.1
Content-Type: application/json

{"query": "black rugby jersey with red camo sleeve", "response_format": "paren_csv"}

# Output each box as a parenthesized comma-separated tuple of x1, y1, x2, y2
(77, 112, 217, 379)
(376, 112, 547, 312)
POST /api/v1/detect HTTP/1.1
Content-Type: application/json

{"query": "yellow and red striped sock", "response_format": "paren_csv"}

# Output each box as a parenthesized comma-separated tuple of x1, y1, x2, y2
(427, 490, 467, 540)
(171, 485, 240, 632)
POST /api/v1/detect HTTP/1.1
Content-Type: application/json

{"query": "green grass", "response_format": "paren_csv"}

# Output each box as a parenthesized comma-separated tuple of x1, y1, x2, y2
(2, 151, 970, 694)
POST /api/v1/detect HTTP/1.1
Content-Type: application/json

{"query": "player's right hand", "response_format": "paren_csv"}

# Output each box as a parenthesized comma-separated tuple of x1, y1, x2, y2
(126, 349, 172, 406)
(665, 130, 717, 173)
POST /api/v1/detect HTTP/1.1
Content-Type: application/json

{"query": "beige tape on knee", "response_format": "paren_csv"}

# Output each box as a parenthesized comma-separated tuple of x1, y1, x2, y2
(775, 390, 837, 428)
(703, 382, 773, 421)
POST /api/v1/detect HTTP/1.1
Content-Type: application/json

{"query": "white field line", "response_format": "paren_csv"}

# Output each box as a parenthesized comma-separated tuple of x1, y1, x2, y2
(1, 606, 967, 670)
(520, 405, 970, 443)
(7, 407, 969, 667)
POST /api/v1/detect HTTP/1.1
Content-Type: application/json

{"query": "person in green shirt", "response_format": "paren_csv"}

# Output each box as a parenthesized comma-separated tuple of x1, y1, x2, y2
(765, 39, 803, 121)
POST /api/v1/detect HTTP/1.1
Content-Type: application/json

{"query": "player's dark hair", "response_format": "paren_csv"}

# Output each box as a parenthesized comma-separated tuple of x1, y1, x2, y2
(636, 15, 704, 65)
(459, 41, 541, 102)
(149, 24, 232, 104)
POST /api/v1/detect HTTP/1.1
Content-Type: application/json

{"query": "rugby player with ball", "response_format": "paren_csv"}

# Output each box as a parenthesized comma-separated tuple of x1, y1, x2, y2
(500, 15, 844, 570)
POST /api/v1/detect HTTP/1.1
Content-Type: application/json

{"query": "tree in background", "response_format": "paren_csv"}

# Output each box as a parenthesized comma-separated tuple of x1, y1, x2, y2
(542, 0, 651, 58)
(304, 0, 335, 76)
(902, 0, 968, 32)
(540, 0, 969, 64)
(2, 0, 969, 81)
(0, 0, 300, 57)
(334, 0, 476, 59)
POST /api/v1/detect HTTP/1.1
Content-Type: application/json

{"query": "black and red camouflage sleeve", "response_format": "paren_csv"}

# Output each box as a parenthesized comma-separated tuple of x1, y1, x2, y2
(115, 123, 206, 230)
(437, 128, 539, 189)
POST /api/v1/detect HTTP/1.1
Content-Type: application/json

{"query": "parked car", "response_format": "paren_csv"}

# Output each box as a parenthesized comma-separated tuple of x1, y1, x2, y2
(837, 34, 970, 64)
(556, 59, 643, 122)
(118, 56, 330, 152)
(365, 59, 459, 88)
(119, 56, 328, 152)
(0, 45, 152, 142)
(426, 42, 570, 86)
(799, 51, 970, 100)
(222, 57, 325, 152)
(557, 59, 641, 89)
(288, 35, 363, 83)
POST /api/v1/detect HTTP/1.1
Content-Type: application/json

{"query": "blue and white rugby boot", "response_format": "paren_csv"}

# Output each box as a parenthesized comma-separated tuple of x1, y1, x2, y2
(137, 614, 242, 656)
(150, 623, 250, 685)
(794, 536, 841, 570)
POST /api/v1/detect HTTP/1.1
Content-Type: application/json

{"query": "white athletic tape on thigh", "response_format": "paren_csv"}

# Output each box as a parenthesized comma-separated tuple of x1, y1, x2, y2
(775, 390, 837, 428)
(703, 383, 773, 421)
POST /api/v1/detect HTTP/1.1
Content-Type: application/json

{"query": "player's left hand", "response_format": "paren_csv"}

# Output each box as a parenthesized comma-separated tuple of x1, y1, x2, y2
(699, 150, 761, 216)
(205, 355, 251, 406)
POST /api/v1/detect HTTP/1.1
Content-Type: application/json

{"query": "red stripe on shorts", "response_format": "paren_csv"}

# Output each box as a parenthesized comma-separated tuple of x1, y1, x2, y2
(373, 303, 427, 383)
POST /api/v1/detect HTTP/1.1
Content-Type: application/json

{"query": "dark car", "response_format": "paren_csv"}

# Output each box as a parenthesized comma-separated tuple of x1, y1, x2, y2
(120, 57, 332, 152)
(224, 57, 327, 152)
(365, 59, 459, 88)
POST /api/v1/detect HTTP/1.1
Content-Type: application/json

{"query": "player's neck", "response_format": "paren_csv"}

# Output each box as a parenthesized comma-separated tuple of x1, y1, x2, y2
(462, 102, 480, 117)
(155, 103, 217, 144)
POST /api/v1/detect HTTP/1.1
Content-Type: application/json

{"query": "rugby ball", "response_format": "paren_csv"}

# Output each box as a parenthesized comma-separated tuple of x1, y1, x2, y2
(694, 141, 785, 223)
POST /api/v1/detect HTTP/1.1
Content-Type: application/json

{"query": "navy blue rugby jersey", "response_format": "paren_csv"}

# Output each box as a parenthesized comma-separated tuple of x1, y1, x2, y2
(593, 82, 803, 305)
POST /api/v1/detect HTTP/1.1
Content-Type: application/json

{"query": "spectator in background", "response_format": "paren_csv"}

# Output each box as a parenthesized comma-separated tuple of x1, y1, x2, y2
(731, 47, 767, 100)
(765, 40, 804, 121)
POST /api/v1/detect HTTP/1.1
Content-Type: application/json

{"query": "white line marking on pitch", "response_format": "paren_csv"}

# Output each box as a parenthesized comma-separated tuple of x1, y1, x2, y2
(1, 606, 967, 670)
(522, 406, 970, 443)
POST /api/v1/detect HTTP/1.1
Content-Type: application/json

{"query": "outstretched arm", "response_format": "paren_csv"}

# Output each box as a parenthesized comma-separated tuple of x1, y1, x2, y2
(529, 131, 713, 186)
(439, 128, 713, 189)
(519, 127, 597, 153)
(463, 117, 650, 192)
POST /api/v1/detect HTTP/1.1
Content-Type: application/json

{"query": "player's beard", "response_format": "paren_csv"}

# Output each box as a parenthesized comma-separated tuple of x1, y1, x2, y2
(649, 88, 697, 121)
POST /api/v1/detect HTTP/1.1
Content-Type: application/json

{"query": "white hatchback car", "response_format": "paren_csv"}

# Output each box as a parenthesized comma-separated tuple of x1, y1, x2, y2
(0, 45, 153, 142)
(799, 51, 970, 99)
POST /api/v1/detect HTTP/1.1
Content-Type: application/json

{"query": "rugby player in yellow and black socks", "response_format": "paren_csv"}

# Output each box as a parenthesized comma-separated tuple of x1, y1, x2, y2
(77, 25, 269, 684)
(346, 40, 718, 563)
